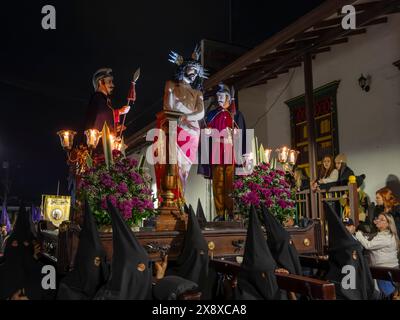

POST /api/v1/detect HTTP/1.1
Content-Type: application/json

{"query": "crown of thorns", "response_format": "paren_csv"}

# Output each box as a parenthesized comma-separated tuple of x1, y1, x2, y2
(168, 44, 209, 79)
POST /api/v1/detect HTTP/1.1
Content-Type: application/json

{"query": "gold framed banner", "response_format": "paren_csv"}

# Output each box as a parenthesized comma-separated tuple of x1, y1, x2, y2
(41, 195, 71, 227)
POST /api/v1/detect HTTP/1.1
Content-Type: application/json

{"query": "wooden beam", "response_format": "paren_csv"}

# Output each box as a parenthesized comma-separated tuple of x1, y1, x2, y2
(204, 0, 358, 90)
(278, 37, 350, 52)
(245, 47, 331, 72)
(314, 15, 388, 30)
(295, 28, 366, 42)
(235, 0, 400, 90)
(236, 39, 347, 90)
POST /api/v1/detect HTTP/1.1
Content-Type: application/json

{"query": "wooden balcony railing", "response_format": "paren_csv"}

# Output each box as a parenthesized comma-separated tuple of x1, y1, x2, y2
(295, 177, 360, 250)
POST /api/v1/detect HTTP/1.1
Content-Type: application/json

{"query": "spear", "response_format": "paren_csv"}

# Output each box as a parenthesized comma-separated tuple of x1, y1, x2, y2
(119, 67, 141, 139)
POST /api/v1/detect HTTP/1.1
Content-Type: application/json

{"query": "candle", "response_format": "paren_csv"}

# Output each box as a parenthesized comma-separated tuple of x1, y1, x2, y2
(57, 130, 76, 150)
(64, 132, 70, 148)
(85, 129, 101, 149)
(264, 149, 273, 164)
(288, 149, 299, 165)
(276, 146, 289, 163)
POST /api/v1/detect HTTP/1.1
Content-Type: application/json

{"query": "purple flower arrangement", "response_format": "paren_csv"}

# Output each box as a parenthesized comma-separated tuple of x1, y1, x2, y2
(79, 151, 156, 227)
(232, 163, 296, 223)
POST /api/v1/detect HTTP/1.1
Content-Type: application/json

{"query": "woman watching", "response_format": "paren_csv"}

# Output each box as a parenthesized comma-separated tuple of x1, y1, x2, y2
(356, 213, 399, 298)
(375, 187, 400, 235)
(334, 153, 355, 186)
(312, 155, 338, 191)
(293, 168, 310, 192)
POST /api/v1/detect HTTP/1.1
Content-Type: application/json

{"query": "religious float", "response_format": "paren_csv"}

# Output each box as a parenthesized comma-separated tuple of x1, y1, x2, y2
(37, 46, 324, 277)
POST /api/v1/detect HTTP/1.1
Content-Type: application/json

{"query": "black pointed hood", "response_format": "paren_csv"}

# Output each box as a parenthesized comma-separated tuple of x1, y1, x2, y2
(235, 205, 280, 300)
(196, 199, 207, 229)
(1, 204, 54, 300)
(169, 205, 212, 298)
(95, 199, 152, 300)
(8, 204, 34, 244)
(326, 203, 359, 252)
(57, 200, 109, 300)
(183, 202, 190, 215)
(262, 205, 302, 275)
(325, 204, 379, 300)
(3, 204, 35, 264)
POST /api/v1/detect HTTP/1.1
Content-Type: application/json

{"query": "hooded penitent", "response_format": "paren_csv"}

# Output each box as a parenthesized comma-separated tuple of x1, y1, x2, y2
(168, 205, 215, 299)
(153, 275, 198, 300)
(0, 204, 54, 300)
(234, 205, 280, 300)
(57, 200, 109, 300)
(94, 199, 152, 300)
(0, 205, 26, 299)
(324, 204, 380, 300)
(262, 205, 302, 275)
(196, 199, 207, 229)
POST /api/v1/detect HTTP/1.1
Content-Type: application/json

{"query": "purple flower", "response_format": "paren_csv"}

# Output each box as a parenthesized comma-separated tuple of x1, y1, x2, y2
(122, 207, 132, 220)
(141, 188, 153, 195)
(233, 180, 244, 189)
(129, 158, 138, 167)
(248, 182, 261, 192)
(108, 195, 117, 207)
(276, 169, 285, 176)
(277, 199, 288, 209)
(100, 173, 116, 188)
(130, 171, 143, 184)
(269, 171, 276, 179)
(264, 199, 273, 207)
(260, 188, 272, 199)
(271, 188, 281, 196)
(263, 176, 273, 185)
(117, 182, 129, 194)
(241, 191, 260, 206)
(142, 199, 154, 210)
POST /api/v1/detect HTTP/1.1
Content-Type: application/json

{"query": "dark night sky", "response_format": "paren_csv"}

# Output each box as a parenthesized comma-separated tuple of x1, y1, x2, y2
(0, 0, 324, 204)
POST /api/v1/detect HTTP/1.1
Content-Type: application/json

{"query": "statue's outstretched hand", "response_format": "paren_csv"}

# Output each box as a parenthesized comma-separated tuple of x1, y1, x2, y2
(119, 106, 131, 115)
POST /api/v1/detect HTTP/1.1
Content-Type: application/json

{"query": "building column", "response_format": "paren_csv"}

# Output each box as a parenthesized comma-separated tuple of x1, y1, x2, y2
(303, 53, 318, 217)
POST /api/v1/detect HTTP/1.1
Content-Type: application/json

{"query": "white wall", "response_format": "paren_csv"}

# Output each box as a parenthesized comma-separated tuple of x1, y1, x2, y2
(239, 14, 400, 199)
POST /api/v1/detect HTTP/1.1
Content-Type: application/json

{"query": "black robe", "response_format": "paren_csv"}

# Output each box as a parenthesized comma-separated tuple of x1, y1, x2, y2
(234, 205, 280, 300)
(0, 205, 54, 300)
(153, 276, 198, 300)
(94, 199, 152, 300)
(324, 204, 380, 300)
(196, 199, 207, 229)
(167, 206, 215, 299)
(84, 92, 115, 132)
(261, 205, 302, 275)
(57, 200, 109, 300)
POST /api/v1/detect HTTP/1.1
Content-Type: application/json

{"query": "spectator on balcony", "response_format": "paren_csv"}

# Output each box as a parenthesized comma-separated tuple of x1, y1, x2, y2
(375, 187, 400, 235)
(356, 212, 399, 299)
(292, 167, 310, 192)
(311, 155, 338, 191)
(334, 153, 355, 186)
